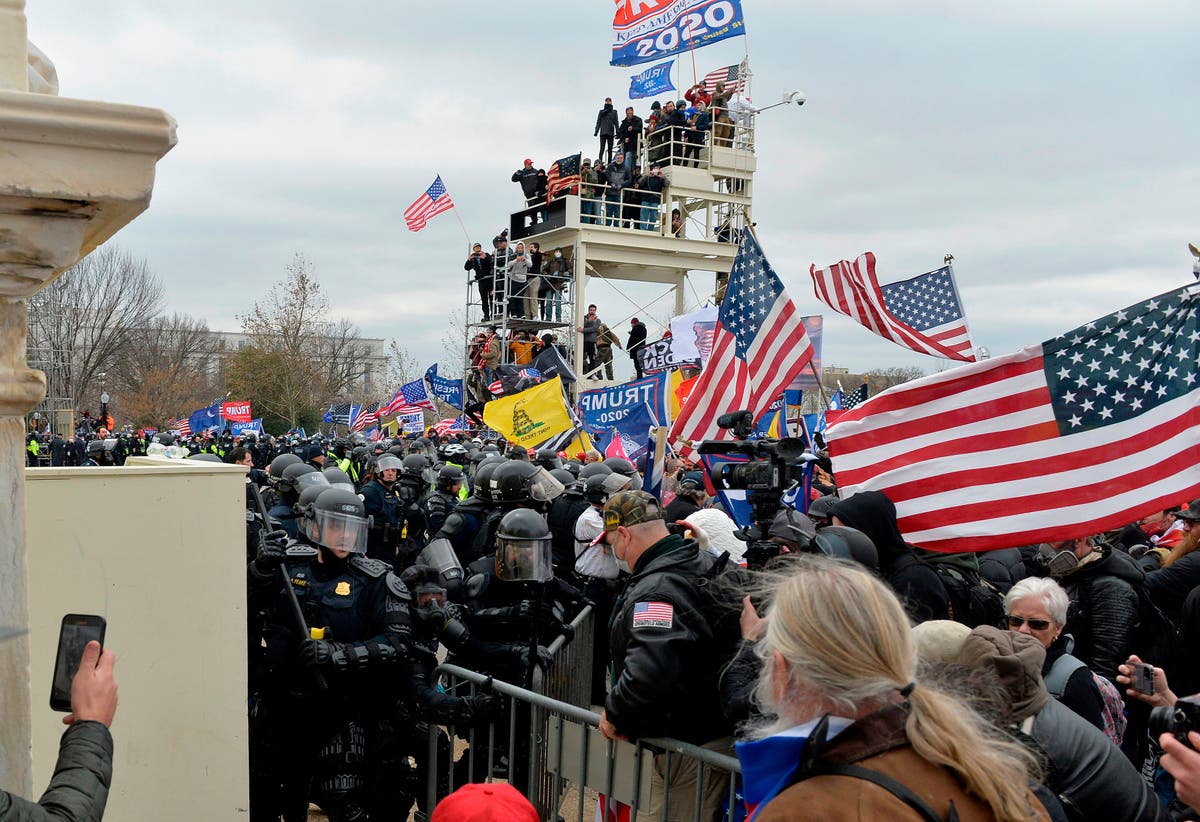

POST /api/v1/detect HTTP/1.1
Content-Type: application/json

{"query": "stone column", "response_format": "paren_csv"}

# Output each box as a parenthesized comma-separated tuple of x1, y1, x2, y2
(0, 296, 43, 794)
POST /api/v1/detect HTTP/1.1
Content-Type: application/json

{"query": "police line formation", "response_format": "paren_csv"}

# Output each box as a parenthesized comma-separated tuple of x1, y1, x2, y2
(25, 418, 1200, 822)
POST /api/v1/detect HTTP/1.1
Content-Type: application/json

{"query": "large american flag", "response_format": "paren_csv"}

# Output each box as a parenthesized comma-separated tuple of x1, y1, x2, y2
(669, 232, 815, 444)
(546, 153, 580, 201)
(350, 402, 380, 433)
(826, 284, 1200, 553)
(404, 175, 455, 233)
(811, 254, 976, 362)
(169, 417, 190, 436)
(382, 378, 435, 417)
(702, 63, 747, 95)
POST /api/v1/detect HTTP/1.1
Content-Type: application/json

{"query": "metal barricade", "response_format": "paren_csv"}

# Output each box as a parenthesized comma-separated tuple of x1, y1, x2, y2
(425, 608, 742, 822)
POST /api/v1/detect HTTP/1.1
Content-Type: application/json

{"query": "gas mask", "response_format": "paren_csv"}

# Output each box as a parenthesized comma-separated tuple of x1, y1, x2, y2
(1038, 541, 1080, 577)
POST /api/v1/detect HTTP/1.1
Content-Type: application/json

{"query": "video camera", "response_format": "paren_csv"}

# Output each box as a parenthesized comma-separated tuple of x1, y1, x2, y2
(697, 410, 810, 569)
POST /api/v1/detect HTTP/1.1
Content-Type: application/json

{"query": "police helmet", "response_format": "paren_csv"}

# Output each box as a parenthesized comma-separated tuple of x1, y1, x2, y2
(585, 471, 632, 505)
(280, 462, 329, 496)
(307, 487, 368, 554)
(494, 508, 554, 582)
(577, 462, 613, 481)
(807, 495, 838, 526)
(400, 564, 449, 624)
(322, 466, 355, 492)
(491, 460, 565, 505)
(535, 448, 563, 471)
(436, 463, 466, 492)
(549, 468, 576, 490)
(294, 484, 328, 543)
(375, 454, 403, 478)
(188, 453, 223, 463)
(269, 453, 303, 483)
(564, 459, 583, 478)
(157, 432, 175, 446)
(440, 442, 469, 464)
(602, 457, 642, 490)
(506, 445, 530, 461)
(472, 460, 503, 503)
(402, 454, 435, 484)
(813, 526, 880, 571)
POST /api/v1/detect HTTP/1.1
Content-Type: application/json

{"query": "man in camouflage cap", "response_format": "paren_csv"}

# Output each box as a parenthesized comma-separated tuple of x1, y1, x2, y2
(598, 490, 733, 821)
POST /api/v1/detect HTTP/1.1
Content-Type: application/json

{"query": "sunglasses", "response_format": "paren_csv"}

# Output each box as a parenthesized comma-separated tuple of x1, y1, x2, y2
(1006, 615, 1052, 631)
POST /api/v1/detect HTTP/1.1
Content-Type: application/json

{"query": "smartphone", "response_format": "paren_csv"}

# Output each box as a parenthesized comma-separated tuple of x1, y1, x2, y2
(1131, 663, 1156, 696)
(50, 614, 106, 712)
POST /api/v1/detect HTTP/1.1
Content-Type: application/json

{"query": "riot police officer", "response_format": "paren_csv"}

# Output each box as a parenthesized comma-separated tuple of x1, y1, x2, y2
(248, 486, 413, 822)
(270, 462, 329, 540)
(546, 468, 590, 580)
(432, 458, 502, 567)
(361, 454, 404, 566)
(423, 464, 465, 540)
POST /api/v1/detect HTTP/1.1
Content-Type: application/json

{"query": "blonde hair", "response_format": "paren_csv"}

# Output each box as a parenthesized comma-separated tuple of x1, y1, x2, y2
(755, 556, 1041, 822)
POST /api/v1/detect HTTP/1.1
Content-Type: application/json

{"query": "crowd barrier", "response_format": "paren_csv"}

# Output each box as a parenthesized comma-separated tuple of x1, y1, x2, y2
(425, 605, 743, 822)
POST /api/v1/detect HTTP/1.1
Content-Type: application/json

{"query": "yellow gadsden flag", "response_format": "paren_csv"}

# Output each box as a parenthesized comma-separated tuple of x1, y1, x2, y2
(482, 376, 574, 449)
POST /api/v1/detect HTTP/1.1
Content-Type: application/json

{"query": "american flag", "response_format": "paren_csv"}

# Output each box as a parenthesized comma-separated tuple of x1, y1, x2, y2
(702, 63, 747, 95)
(826, 284, 1200, 554)
(434, 417, 468, 437)
(350, 402, 380, 433)
(669, 231, 815, 445)
(517, 367, 542, 380)
(382, 378, 435, 417)
(546, 153, 580, 201)
(325, 403, 352, 425)
(843, 382, 869, 410)
(404, 175, 455, 233)
(169, 417, 190, 436)
(810, 254, 976, 362)
(632, 601, 674, 627)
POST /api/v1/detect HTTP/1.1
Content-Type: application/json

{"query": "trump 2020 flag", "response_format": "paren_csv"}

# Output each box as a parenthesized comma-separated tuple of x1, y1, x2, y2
(629, 59, 675, 99)
(827, 284, 1200, 553)
(669, 231, 814, 445)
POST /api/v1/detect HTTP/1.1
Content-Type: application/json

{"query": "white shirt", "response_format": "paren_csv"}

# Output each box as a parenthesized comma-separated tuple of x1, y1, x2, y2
(573, 506, 619, 579)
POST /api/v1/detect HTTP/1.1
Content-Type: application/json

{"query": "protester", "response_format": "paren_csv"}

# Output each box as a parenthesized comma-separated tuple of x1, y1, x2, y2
(594, 97, 618, 164)
(627, 317, 648, 379)
(511, 159, 538, 206)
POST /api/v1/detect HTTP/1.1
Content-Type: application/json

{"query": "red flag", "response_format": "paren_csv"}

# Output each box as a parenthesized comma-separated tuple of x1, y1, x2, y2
(826, 284, 1200, 553)
(220, 401, 252, 422)
(605, 428, 629, 460)
(670, 232, 814, 445)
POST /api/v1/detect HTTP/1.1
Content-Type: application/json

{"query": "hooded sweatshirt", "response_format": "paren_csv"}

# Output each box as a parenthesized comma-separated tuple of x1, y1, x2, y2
(956, 627, 1164, 822)
(830, 491, 949, 623)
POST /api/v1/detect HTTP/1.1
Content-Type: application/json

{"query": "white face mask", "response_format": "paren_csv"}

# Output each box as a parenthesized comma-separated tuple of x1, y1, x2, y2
(555, 253, 562, 259)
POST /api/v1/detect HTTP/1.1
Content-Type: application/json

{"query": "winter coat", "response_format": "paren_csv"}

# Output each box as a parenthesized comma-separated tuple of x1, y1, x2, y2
(512, 166, 538, 198)
(606, 534, 732, 744)
(627, 321, 648, 360)
(604, 162, 630, 191)
(748, 703, 1051, 822)
(618, 114, 643, 153)
(0, 721, 113, 819)
(830, 491, 949, 623)
(508, 254, 529, 284)
(580, 166, 599, 197)
(1057, 545, 1141, 681)
(463, 251, 493, 285)
(978, 548, 1027, 593)
(956, 627, 1165, 822)
(1146, 550, 1200, 625)
(581, 315, 600, 343)
(594, 104, 619, 137)
(1042, 633, 1106, 732)
(481, 335, 501, 367)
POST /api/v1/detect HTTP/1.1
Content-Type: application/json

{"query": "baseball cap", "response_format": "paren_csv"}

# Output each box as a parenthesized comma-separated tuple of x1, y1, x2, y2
(591, 490, 664, 546)
(431, 782, 538, 822)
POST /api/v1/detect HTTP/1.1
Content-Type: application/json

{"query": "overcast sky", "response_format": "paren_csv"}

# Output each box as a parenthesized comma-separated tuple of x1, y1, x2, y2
(29, 1, 1198, 385)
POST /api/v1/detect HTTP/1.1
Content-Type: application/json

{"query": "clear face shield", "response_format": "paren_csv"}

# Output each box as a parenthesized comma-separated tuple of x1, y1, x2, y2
(418, 538, 465, 585)
(314, 509, 369, 554)
(528, 467, 566, 503)
(296, 471, 331, 494)
(494, 535, 554, 582)
(376, 455, 403, 476)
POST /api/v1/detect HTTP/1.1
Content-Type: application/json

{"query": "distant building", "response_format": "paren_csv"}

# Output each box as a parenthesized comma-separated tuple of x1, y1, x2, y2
(209, 330, 388, 396)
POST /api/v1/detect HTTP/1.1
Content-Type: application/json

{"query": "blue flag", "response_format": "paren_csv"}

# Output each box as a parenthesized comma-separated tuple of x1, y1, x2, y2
(230, 418, 263, 436)
(425, 364, 464, 410)
(578, 373, 670, 433)
(629, 59, 675, 99)
(591, 403, 656, 465)
(188, 400, 222, 435)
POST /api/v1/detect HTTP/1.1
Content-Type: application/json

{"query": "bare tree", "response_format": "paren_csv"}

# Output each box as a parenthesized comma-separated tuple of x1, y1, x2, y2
(227, 254, 368, 429)
(440, 308, 467, 378)
(867, 366, 926, 393)
(384, 340, 416, 389)
(110, 313, 218, 425)
(28, 245, 164, 411)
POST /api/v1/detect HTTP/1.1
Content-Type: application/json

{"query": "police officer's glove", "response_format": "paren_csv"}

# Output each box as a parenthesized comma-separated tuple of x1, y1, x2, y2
(558, 623, 575, 642)
(512, 645, 553, 671)
(250, 530, 289, 578)
(513, 599, 557, 624)
(300, 638, 342, 670)
(459, 693, 504, 723)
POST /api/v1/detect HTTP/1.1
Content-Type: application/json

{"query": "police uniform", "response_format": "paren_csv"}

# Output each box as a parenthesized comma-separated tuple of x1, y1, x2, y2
(360, 478, 402, 564)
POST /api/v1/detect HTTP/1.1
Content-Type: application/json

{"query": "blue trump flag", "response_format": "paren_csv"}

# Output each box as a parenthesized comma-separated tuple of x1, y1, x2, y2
(577, 372, 670, 433)
(230, 419, 263, 436)
(629, 59, 675, 99)
(592, 403, 657, 465)
(610, 0, 747, 67)
(425, 364, 464, 410)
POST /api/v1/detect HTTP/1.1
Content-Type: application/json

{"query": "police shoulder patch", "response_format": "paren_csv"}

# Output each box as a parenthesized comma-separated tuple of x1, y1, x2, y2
(350, 556, 390, 578)
(384, 571, 411, 600)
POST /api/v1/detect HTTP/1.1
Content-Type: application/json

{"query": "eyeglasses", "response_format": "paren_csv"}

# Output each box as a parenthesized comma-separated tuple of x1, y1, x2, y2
(1006, 615, 1052, 631)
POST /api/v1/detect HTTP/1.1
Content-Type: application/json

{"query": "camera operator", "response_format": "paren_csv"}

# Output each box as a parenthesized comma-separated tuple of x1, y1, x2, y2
(0, 640, 119, 819)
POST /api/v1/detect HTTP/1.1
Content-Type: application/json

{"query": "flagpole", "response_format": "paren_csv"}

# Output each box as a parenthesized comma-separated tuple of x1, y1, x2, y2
(438, 171, 474, 248)
(946, 253, 981, 360)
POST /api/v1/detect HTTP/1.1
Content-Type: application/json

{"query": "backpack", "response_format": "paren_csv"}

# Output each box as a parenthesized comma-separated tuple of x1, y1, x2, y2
(935, 564, 1006, 628)
(1043, 649, 1127, 746)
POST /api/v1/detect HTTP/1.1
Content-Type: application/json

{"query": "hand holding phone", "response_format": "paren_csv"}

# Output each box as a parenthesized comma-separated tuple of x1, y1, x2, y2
(64, 640, 118, 727)
(1132, 663, 1157, 696)
(50, 614, 107, 713)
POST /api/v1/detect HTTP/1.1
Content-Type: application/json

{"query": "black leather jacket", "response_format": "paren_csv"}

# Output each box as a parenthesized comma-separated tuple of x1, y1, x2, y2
(1060, 545, 1141, 682)
(606, 534, 732, 744)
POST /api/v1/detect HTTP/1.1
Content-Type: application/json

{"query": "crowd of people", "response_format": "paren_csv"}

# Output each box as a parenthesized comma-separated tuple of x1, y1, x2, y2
(18, 406, 1200, 821)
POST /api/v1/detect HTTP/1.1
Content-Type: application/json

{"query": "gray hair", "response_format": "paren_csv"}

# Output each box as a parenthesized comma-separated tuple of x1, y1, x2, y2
(1004, 576, 1069, 626)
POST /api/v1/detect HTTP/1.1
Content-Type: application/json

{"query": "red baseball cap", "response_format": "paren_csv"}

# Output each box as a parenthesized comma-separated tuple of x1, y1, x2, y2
(431, 783, 539, 822)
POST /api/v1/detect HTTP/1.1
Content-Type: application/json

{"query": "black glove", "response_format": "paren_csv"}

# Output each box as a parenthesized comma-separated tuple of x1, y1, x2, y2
(459, 693, 504, 723)
(558, 623, 575, 642)
(251, 530, 289, 575)
(512, 645, 553, 671)
(514, 599, 557, 624)
(300, 638, 340, 670)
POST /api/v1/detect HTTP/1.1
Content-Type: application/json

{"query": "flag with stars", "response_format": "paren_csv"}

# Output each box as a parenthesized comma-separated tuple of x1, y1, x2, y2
(670, 231, 815, 444)
(826, 284, 1200, 553)
(381, 379, 436, 418)
(810, 254, 976, 362)
(843, 382, 869, 410)
(350, 402, 380, 433)
(403, 175, 455, 232)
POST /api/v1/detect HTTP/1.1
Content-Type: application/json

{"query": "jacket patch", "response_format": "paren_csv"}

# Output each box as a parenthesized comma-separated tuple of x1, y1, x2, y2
(633, 601, 673, 628)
